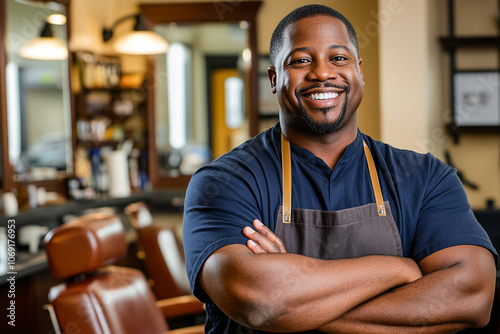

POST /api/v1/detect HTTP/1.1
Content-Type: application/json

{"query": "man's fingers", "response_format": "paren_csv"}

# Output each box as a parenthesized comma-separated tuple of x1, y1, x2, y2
(247, 239, 266, 254)
(243, 226, 257, 239)
(244, 226, 272, 253)
(252, 219, 287, 253)
(243, 222, 286, 254)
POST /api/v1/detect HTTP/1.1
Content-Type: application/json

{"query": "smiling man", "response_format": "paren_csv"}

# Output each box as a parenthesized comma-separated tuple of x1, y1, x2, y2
(183, 4, 497, 333)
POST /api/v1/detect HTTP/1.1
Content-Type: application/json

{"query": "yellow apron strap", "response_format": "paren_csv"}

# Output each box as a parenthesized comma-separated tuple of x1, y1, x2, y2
(363, 141, 386, 216)
(281, 133, 292, 223)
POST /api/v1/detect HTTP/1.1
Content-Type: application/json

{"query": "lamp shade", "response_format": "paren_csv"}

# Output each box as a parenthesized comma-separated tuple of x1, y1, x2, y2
(19, 37, 68, 60)
(113, 30, 168, 55)
(19, 21, 68, 60)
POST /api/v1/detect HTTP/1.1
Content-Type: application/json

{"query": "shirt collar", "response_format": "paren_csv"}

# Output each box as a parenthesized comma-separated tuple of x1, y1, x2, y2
(274, 123, 364, 168)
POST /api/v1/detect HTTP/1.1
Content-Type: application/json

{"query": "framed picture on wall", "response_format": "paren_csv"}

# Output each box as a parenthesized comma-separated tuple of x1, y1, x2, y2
(259, 55, 279, 117)
(453, 71, 500, 126)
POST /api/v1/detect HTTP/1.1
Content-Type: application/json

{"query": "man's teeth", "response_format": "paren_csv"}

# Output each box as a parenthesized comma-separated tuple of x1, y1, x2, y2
(308, 92, 339, 100)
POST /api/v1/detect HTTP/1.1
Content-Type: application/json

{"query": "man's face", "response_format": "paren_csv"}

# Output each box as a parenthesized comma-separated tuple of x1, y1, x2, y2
(269, 15, 364, 135)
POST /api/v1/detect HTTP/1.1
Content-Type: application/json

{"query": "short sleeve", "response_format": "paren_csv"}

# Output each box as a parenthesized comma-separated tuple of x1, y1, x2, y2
(411, 159, 498, 263)
(182, 156, 264, 303)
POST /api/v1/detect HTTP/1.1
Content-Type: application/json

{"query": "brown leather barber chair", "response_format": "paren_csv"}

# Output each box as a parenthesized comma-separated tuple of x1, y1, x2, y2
(125, 202, 191, 299)
(44, 212, 205, 334)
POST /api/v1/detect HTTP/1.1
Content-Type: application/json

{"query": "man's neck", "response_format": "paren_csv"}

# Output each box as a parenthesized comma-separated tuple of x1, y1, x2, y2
(282, 122, 358, 170)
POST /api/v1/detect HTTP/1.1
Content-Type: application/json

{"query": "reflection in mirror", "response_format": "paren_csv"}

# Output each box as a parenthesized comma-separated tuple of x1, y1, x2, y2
(154, 23, 249, 177)
(5, 0, 71, 181)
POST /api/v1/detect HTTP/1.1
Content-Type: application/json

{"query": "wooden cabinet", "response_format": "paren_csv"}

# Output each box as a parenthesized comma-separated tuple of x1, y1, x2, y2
(0, 268, 62, 334)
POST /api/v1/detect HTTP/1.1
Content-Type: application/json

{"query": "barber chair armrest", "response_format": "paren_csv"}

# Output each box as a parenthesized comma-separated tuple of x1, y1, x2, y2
(156, 295, 205, 318)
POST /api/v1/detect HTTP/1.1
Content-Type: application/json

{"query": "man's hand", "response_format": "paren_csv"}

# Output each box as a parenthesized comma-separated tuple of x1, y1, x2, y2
(243, 219, 287, 254)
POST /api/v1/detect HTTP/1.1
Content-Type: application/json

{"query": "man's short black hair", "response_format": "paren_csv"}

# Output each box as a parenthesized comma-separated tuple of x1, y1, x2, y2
(269, 4, 359, 66)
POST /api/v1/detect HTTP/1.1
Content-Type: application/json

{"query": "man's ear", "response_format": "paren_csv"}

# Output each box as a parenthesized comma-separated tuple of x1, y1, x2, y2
(268, 66, 277, 94)
(358, 58, 365, 86)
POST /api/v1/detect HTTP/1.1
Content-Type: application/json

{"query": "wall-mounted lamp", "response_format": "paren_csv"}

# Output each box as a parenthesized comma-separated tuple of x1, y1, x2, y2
(102, 14, 168, 55)
(19, 21, 68, 60)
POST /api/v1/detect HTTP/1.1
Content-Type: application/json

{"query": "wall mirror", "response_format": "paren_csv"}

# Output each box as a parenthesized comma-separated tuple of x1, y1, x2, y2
(3, 0, 72, 185)
(141, 1, 261, 188)
(154, 22, 248, 176)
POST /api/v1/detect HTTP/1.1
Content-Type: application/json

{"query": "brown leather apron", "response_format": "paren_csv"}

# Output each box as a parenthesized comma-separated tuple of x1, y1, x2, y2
(275, 133, 403, 260)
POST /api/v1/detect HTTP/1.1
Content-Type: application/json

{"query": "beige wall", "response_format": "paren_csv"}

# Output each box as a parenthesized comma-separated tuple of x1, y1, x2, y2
(71, 0, 146, 74)
(71, 0, 134, 54)
(379, 0, 447, 154)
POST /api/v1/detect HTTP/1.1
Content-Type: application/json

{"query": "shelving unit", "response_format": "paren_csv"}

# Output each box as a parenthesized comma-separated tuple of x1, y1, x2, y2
(71, 52, 150, 193)
(440, 0, 500, 142)
(74, 86, 148, 149)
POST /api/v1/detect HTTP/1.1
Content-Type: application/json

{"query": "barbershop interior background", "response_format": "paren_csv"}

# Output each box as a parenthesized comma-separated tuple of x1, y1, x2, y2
(1, 0, 500, 333)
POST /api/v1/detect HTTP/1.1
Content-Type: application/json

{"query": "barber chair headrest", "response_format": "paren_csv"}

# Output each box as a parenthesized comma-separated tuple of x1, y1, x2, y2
(44, 213, 127, 279)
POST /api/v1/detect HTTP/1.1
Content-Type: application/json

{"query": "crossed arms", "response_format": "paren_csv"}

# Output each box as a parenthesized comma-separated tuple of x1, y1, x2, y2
(199, 219, 496, 333)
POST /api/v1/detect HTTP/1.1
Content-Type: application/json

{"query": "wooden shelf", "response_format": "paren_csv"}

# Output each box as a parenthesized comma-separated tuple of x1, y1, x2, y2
(440, 36, 500, 50)
(447, 124, 500, 133)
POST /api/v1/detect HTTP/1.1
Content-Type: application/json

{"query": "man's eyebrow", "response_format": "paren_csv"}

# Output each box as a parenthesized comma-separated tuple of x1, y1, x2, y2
(284, 44, 354, 60)
(284, 47, 310, 60)
(329, 44, 353, 54)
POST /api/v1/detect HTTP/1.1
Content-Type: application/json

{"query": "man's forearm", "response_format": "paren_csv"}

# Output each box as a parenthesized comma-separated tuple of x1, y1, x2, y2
(201, 244, 421, 332)
(318, 271, 467, 333)
(318, 246, 496, 334)
(320, 320, 464, 334)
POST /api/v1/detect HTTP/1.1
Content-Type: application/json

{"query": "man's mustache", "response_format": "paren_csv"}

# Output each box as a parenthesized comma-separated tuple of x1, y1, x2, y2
(297, 82, 350, 96)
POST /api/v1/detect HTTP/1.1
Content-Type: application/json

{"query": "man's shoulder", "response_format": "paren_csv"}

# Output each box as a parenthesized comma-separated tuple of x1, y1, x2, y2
(363, 133, 446, 164)
(361, 132, 453, 181)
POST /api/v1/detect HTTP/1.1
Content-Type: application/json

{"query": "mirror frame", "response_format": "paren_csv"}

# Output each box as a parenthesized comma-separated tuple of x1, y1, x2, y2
(0, 0, 9, 191)
(141, 1, 262, 189)
(0, 0, 74, 194)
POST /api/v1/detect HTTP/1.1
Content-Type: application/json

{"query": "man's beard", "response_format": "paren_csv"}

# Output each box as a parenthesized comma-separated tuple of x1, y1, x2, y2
(298, 91, 349, 135)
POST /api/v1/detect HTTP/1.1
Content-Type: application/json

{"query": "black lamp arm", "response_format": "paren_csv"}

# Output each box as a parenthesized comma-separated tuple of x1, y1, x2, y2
(102, 13, 141, 42)
(40, 22, 54, 38)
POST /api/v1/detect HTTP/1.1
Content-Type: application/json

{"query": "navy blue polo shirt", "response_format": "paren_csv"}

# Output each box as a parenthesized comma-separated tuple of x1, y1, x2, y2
(183, 123, 497, 333)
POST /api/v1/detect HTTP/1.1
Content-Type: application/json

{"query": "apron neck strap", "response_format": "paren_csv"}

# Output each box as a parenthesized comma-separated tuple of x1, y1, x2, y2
(281, 132, 292, 223)
(280, 134, 386, 224)
(363, 141, 386, 216)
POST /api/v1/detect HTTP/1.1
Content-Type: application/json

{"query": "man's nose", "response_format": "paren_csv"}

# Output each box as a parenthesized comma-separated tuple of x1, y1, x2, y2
(307, 61, 337, 81)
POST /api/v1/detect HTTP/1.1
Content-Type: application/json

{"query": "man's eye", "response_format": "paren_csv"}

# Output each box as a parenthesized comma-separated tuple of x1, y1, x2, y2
(332, 56, 348, 61)
(291, 58, 309, 65)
